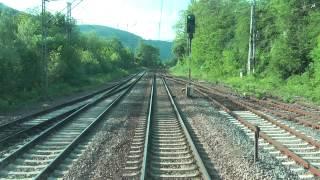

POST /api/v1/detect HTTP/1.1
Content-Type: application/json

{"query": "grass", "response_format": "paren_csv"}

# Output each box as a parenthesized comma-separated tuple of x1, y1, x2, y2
(170, 64, 320, 105)
(0, 68, 140, 112)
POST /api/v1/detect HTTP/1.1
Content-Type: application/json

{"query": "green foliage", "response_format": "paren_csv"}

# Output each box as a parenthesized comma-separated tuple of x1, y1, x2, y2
(0, 9, 138, 111)
(135, 42, 161, 68)
(171, 0, 320, 104)
(79, 25, 173, 61)
(172, 0, 320, 78)
(311, 36, 320, 83)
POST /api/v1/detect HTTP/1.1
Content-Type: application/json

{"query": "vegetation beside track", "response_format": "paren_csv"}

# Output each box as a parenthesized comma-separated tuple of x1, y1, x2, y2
(0, 6, 161, 111)
(0, 68, 140, 112)
(170, 0, 320, 104)
(171, 65, 320, 104)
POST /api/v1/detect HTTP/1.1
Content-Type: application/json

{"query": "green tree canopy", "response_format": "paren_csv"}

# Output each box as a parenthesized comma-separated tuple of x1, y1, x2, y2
(135, 42, 160, 68)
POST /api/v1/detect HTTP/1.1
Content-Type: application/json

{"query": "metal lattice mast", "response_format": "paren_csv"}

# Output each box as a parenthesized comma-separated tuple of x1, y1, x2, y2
(252, 0, 256, 74)
(42, 0, 48, 97)
(67, 2, 72, 43)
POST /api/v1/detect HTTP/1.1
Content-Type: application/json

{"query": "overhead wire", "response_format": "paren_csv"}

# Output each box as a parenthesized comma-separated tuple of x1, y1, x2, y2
(46, 0, 80, 23)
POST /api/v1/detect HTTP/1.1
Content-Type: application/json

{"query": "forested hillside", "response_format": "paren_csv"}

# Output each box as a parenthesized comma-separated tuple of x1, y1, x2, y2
(79, 25, 141, 50)
(0, 6, 160, 110)
(79, 25, 173, 61)
(172, 0, 320, 102)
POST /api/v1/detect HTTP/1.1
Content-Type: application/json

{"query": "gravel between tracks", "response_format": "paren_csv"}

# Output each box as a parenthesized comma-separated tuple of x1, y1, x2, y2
(63, 77, 150, 179)
(167, 79, 299, 180)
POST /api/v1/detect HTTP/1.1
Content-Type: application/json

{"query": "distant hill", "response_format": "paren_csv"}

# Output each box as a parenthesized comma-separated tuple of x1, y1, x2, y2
(143, 40, 173, 62)
(79, 25, 173, 61)
(0, 3, 173, 61)
(0, 2, 8, 10)
(78, 25, 141, 50)
(0, 3, 18, 14)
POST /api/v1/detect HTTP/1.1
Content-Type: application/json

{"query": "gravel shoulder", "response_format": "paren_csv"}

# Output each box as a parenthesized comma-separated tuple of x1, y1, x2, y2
(63, 76, 150, 179)
(166, 79, 299, 179)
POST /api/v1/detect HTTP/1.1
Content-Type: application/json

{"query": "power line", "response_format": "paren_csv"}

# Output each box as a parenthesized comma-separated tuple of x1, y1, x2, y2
(71, 0, 84, 11)
(46, 0, 79, 23)
(41, 0, 84, 98)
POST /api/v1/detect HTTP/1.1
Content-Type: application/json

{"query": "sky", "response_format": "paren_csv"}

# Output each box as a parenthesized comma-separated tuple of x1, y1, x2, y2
(0, 0, 190, 41)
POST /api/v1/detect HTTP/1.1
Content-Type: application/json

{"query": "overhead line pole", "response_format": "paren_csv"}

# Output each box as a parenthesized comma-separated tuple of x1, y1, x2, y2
(252, 0, 256, 74)
(67, 2, 72, 43)
(41, 0, 83, 98)
(42, 0, 48, 98)
(247, 0, 256, 75)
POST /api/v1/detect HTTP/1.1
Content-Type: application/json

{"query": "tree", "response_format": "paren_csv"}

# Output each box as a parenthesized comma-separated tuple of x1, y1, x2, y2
(136, 43, 160, 68)
(172, 0, 320, 81)
(16, 14, 42, 90)
(0, 10, 21, 94)
(0, 8, 138, 109)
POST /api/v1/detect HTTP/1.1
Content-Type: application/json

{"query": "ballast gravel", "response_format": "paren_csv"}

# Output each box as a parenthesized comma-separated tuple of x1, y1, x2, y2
(167, 79, 299, 180)
(62, 77, 150, 179)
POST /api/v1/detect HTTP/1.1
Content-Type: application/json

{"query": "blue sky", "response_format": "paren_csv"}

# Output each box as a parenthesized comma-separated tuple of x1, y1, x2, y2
(0, 0, 190, 41)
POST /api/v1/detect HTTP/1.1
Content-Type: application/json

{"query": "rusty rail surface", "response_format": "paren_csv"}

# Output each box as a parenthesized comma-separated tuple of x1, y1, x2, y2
(163, 75, 320, 129)
(163, 75, 320, 177)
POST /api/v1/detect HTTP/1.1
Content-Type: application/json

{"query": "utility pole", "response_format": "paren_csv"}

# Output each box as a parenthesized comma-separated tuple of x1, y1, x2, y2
(247, 0, 256, 75)
(67, 2, 72, 43)
(42, 0, 48, 98)
(252, 0, 256, 74)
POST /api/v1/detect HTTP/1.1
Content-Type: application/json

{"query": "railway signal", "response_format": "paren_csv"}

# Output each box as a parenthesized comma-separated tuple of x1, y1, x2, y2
(187, 14, 195, 38)
(186, 14, 195, 97)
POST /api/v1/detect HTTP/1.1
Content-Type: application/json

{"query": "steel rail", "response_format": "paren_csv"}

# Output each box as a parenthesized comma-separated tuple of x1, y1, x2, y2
(194, 84, 320, 140)
(163, 75, 320, 129)
(236, 99, 320, 131)
(131, 75, 212, 179)
(267, 98, 320, 117)
(296, 101, 320, 112)
(249, 97, 320, 124)
(34, 72, 144, 179)
(162, 77, 211, 179)
(0, 73, 144, 175)
(0, 80, 125, 146)
(0, 72, 138, 131)
(0, 73, 141, 163)
(239, 98, 320, 129)
(140, 74, 155, 180)
(195, 89, 320, 177)
(162, 75, 320, 176)
(170, 76, 320, 176)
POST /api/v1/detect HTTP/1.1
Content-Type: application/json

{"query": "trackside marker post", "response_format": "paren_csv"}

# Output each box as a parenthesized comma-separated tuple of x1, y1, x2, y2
(254, 125, 260, 163)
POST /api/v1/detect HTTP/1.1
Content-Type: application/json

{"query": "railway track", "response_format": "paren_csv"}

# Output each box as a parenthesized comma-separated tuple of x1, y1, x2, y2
(163, 75, 320, 179)
(0, 72, 144, 179)
(246, 97, 320, 129)
(123, 75, 210, 179)
(163, 75, 320, 129)
(0, 73, 139, 166)
(163, 75, 320, 135)
(0, 73, 138, 141)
